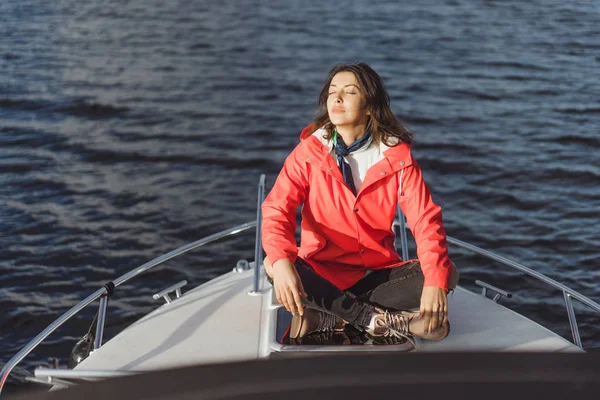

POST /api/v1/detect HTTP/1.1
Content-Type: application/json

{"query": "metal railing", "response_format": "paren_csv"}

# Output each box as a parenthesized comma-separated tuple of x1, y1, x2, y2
(0, 220, 257, 395)
(0, 175, 268, 396)
(396, 205, 409, 261)
(1, 176, 599, 395)
(392, 217, 600, 349)
(445, 235, 600, 348)
(250, 174, 266, 295)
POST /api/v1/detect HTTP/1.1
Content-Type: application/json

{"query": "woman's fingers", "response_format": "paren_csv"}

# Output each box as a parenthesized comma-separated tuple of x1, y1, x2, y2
(278, 287, 289, 313)
(283, 289, 296, 314)
(430, 307, 440, 333)
(288, 290, 298, 315)
(274, 282, 303, 315)
(420, 286, 449, 333)
(291, 287, 304, 316)
(422, 308, 442, 333)
(421, 306, 447, 333)
(272, 259, 307, 314)
(421, 310, 431, 333)
(289, 270, 305, 314)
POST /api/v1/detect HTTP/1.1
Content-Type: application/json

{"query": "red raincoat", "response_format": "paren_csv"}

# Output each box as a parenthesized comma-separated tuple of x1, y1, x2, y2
(261, 126, 452, 291)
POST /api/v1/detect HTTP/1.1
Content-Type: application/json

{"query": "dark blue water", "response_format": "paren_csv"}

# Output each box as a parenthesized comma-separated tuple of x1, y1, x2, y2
(1, 0, 599, 394)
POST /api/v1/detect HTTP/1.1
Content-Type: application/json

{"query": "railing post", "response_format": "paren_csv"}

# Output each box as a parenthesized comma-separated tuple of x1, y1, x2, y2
(250, 174, 266, 295)
(397, 205, 409, 261)
(93, 295, 109, 350)
(563, 291, 582, 349)
(0, 222, 257, 396)
(0, 288, 106, 397)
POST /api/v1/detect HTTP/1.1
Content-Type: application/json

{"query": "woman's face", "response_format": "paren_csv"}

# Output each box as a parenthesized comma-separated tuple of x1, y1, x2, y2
(327, 71, 370, 128)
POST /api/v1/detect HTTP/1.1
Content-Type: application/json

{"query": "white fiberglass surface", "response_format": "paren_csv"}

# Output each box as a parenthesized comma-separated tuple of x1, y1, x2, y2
(76, 268, 580, 374)
(76, 269, 264, 372)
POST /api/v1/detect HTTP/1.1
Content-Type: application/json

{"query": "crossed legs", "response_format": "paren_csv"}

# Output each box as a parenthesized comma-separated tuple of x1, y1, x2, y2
(264, 256, 459, 332)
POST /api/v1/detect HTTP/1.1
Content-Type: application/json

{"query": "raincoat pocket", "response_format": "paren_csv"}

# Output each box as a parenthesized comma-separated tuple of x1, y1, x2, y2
(298, 239, 327, 260)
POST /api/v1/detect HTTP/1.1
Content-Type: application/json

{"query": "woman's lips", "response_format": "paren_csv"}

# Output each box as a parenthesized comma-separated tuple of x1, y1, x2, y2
(331, 107, 345, 113)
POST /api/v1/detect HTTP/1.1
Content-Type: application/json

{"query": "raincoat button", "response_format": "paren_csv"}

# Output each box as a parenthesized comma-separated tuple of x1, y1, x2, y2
(400, 161, 405, 166)
(353, 208, 359, 212)
(307, 157, 312, 161)
(380, 170, 386, 175)
(328, 167, 332, 172)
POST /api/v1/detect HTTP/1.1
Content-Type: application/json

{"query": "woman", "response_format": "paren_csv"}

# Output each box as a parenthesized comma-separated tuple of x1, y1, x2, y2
(261, 63, 459, 344)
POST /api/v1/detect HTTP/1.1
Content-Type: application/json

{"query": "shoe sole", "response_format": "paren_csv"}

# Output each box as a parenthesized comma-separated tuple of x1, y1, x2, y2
(290, 314, 346, 340)
(290, 314, 304, 339)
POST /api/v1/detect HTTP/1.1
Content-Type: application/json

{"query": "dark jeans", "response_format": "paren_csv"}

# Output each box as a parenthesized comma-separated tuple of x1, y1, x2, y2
(267, 258, 425, 330)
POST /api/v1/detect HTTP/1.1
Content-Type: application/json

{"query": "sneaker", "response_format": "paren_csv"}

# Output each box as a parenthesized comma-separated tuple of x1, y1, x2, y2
(291, 331, 350, 346)
(363, 335, 409, 346)
(289, 308, 345, 339)
(365, 310, 450, 343)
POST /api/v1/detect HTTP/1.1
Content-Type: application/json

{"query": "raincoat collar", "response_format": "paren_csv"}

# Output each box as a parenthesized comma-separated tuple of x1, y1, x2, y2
(302, 126, 413, 173)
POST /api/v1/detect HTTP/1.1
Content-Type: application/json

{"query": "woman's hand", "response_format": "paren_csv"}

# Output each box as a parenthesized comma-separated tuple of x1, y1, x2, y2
(272, 259, 308, 316)
(419, 286, 448, 333)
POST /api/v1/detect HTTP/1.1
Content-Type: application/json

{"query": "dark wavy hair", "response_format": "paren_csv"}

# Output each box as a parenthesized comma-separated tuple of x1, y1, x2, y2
(310, 63, 413, 146)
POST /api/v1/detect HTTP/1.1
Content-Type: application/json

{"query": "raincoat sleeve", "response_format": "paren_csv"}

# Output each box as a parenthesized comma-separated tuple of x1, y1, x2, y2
(398, 156, 451, 290)
(261, 144, 309, 266)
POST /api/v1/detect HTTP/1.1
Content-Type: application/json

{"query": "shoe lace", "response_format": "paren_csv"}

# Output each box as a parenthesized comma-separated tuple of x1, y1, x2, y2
(318, 311, 339, 332)
(376, 311, 416, 348)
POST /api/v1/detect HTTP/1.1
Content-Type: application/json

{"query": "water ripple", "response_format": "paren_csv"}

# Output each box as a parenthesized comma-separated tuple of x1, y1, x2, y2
(1, 0, 599, 390)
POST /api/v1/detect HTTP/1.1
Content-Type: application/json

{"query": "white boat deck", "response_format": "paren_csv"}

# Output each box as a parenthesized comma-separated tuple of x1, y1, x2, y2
(76, 267, 580, 373)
